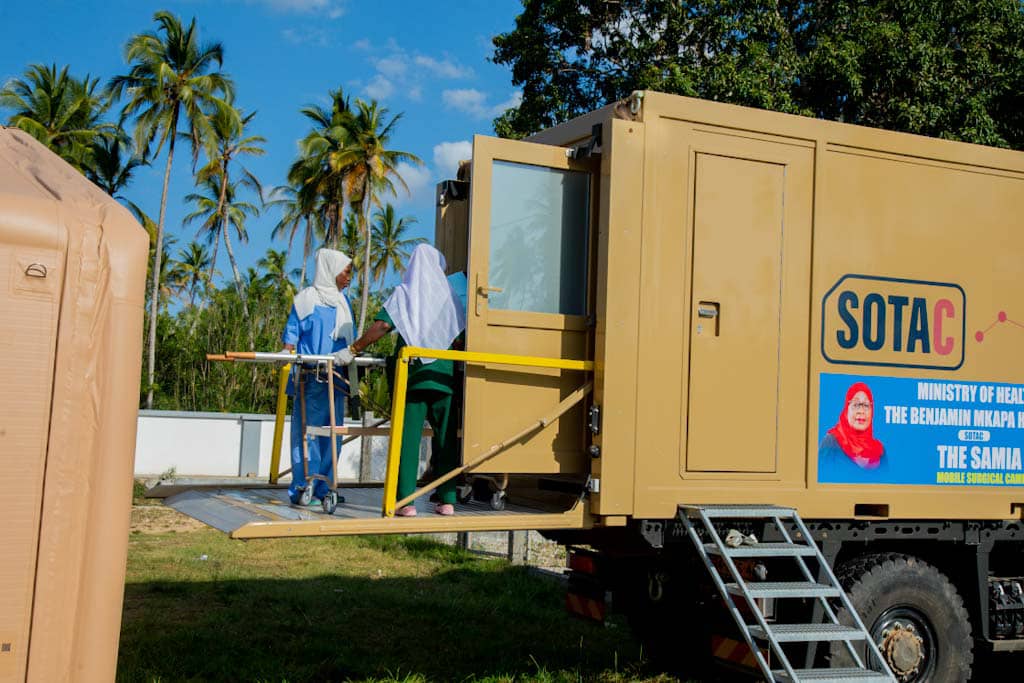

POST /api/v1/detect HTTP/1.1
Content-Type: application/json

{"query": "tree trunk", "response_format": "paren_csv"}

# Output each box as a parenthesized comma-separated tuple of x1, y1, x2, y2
(206, 228, 219, 294)
(300, 216, 311, 288)
(359, 197, 372, 335)
(145, 106, 179, 409)
(222, 208, 255, 352)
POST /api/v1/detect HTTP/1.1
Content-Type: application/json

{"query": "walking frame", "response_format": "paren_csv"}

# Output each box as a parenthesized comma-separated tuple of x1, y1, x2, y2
(206, 351, 384, 514)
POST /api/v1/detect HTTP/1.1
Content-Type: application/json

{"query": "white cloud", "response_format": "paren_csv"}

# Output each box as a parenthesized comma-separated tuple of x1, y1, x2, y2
(442, 88, 487, 115)
(392, 162, 433, 207)
(442, 89, 522, 118)
(353, 38, 372, 51)
(281, 27, 331, 46)
(374, 55, 408, 79)
(364, 75, 394, 100)
(408, 85, 423, 102)
(247, 0, 345, 18)
(433, 141, 472, 178)
(413, 55, 473, 79)
(490, 90, 523, 115)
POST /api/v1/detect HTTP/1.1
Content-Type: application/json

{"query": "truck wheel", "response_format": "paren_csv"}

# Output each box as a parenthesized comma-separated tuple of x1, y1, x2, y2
(831, 553, 973, 682)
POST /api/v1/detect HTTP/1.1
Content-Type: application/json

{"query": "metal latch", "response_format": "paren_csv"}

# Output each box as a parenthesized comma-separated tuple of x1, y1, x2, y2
(586, 478, 601, 494)
(568, 123, 603, 160)
(588, 405, 601, 435)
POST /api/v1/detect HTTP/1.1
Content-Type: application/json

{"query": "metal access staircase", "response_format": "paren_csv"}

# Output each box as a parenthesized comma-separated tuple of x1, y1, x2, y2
(680, 505, 896, 683)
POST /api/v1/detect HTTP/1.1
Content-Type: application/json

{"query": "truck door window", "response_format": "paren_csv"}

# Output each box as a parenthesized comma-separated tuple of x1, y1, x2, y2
(488, 160, 589, 316)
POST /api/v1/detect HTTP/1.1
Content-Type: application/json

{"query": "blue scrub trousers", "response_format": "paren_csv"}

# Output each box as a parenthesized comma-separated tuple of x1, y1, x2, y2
(288, 376, 345, 503)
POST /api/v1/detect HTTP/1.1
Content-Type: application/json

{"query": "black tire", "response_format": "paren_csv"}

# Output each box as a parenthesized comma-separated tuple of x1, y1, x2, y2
(831, 553, 973, 682)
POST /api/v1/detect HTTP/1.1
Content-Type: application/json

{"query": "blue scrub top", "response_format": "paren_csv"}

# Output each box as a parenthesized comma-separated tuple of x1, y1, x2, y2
(281, 298, 356, 395)
(282, 298, 355, 355)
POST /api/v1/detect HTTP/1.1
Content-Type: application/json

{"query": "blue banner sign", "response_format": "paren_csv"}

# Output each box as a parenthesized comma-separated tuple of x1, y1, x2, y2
(817, 372, 1024, 486)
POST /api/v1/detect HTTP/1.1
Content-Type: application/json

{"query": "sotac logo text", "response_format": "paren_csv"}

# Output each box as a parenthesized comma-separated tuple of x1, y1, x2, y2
(822, 275, 965, 370)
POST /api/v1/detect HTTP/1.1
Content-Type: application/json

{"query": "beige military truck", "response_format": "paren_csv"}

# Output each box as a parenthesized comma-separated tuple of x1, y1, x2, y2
(171, 91, 1024, 682)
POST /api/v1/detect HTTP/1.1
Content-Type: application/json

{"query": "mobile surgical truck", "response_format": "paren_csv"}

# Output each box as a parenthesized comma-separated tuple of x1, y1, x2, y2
(161, 91, 1024, 682)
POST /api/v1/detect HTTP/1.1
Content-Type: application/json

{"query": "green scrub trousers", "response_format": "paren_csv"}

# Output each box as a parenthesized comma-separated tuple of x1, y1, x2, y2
(398, 389, 460, 505)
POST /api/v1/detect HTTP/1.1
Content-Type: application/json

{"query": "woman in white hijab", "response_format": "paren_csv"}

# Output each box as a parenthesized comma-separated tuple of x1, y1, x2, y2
(282, 248, 355, 506)
(338, 244, 466, 516)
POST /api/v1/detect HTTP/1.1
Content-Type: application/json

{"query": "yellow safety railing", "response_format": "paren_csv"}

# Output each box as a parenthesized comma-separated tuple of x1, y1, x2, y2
(268, 363, 292, 484)
(382, 346, 594, 517)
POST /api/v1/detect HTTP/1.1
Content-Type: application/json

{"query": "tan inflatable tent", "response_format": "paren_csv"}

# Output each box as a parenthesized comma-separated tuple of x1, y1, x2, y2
(0, 128, 147, 681)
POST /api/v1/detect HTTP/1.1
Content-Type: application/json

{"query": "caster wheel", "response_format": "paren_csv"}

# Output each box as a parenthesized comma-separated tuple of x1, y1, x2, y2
(299, 486, 313, 506)
(490, 491, 507, 511)
(457, 484, 473, 505)
(322, 491, 338, 515)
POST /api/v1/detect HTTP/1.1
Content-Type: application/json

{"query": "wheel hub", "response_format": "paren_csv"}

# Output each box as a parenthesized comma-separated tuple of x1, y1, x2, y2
(881, 623, 925, 679)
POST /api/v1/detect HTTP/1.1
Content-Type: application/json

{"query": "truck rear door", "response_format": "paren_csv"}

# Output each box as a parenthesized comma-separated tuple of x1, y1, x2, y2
(462, 134, 597, 476)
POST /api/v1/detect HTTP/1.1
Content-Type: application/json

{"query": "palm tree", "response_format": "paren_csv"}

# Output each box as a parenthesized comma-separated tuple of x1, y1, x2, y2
(370, 204, 423, 289)
(83, 130, 147, 199)
(109, 10, 234, 408)
(337, 99, 423, 332)
(266, 182, 324, 288)
(171, 241, 213, 307)
(195, 105, 265, 323)
(0, 63, 111, 169)
(184, 176, 260, 288)
(288, 88, 352, 247)
(340, 211, 365, 278)
(257, 248, 298, 297)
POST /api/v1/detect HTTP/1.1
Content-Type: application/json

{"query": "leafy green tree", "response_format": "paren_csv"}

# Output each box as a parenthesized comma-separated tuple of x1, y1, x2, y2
(336, 99, 423, 333)
(492, 0, 1024, 149)
(370, 203, 423, 288)
(110, 9, 234, 408)
(0, 63, 111, 168)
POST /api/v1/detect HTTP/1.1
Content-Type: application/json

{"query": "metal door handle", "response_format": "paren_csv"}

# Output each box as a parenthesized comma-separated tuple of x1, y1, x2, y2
(696, 301, 720, 336)
(697, 305, 718, 318)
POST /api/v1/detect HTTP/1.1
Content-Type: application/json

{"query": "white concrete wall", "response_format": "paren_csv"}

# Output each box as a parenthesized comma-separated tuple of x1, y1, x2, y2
(136, 410, 428, 480)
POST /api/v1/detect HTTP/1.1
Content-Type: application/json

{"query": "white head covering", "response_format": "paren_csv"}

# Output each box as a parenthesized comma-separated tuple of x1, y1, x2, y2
(384, 244, 466, 364)
(292, 248, 354, 341)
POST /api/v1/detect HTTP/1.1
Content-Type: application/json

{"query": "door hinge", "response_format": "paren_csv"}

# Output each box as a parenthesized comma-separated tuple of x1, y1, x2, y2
(588, 405, 601, 435)
(586, 477, 601, 494)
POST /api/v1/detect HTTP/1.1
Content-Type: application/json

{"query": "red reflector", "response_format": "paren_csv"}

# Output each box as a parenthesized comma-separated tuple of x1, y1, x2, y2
(565, 592, 606, 622)
(568, 553, 596, 574)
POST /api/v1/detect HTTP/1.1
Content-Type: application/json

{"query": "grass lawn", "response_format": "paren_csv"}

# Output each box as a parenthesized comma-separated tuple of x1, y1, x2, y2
(119, 523, 684, 682)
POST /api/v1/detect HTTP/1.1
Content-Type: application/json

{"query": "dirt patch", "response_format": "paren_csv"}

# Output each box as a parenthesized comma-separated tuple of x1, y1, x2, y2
(130, 505, 205, 534)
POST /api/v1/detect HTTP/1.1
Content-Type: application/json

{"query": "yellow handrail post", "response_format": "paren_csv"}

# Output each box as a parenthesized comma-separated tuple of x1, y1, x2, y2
(269, 363, 291, 485)
(382, 352, 411, 517)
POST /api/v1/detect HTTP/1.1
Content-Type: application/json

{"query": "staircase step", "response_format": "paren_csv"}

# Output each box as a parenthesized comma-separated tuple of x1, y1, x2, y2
(683, 504, 796, 519)
(706, 542, 816, 558)
(727, 581, 841, 599)
(749, 623, 867, 642)
(772, 668, 891, 682)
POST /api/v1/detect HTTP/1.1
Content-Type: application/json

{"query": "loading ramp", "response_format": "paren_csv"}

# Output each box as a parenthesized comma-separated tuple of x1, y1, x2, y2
(165, 485, 587, 539)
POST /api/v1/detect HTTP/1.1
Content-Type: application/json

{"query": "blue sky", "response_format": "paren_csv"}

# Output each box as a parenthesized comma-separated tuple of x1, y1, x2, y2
(0, 0, 523, 287)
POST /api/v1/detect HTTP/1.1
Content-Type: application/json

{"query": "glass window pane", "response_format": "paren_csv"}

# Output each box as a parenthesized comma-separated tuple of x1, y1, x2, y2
(488, 161, 590, 315)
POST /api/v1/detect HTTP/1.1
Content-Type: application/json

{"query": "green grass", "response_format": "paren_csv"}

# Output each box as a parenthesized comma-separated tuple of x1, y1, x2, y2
(118, 530, 684, 682)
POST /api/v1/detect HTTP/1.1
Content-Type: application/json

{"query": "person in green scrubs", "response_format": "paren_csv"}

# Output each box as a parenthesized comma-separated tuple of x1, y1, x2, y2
(335, 245, 466, 516)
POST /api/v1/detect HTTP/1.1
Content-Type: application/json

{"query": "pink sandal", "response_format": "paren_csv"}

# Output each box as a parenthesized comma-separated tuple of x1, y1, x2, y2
(395, 505, 417, 517)
(434, 503, 455, 516)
